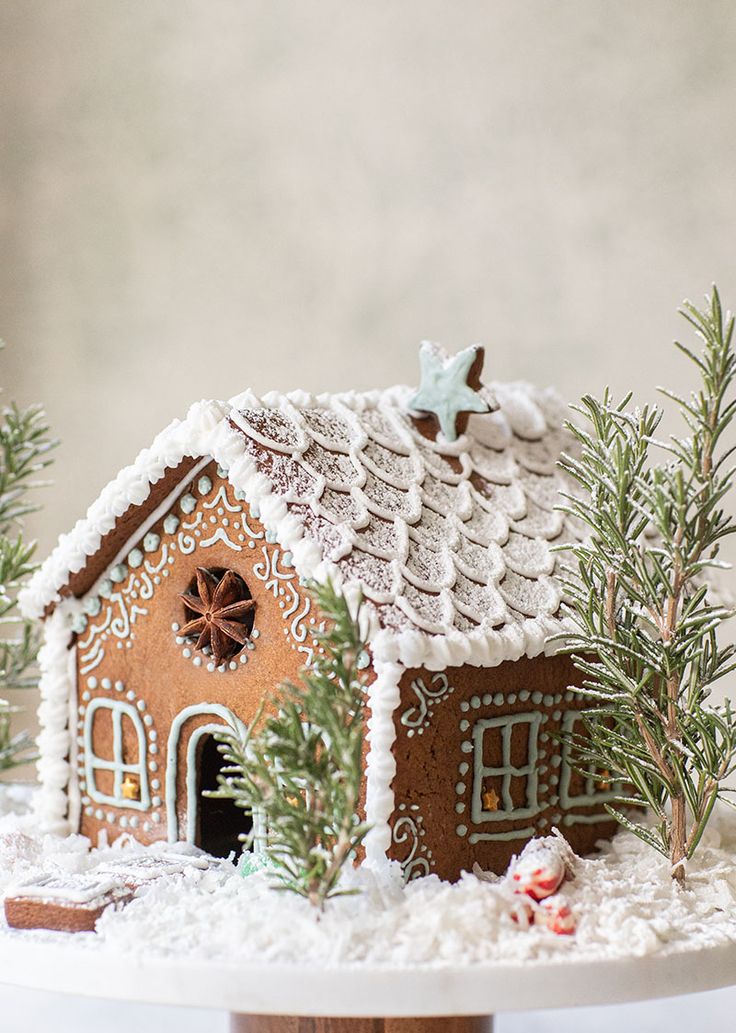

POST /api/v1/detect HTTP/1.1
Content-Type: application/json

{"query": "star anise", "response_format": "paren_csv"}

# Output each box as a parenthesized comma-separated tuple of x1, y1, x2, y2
(179, 567, 256, 664)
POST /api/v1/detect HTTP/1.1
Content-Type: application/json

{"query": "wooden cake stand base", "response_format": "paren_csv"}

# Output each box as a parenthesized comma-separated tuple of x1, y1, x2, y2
(231, 1018, 492, 1033)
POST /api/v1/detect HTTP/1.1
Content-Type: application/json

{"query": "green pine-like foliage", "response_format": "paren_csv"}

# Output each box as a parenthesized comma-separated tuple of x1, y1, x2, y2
(0, 360, 57, 772)
(212, 580, 370, 908)
(557, 287, 736, 879)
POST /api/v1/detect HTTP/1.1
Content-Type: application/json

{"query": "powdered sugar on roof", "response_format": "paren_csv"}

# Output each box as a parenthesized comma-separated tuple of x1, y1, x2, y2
(21, 380, 582, 670)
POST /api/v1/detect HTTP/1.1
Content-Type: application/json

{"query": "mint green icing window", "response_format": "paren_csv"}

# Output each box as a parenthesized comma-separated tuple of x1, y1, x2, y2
(471, 712, 542, 825)
(84, 698, 151, 811)
(559, 710, 620, 811)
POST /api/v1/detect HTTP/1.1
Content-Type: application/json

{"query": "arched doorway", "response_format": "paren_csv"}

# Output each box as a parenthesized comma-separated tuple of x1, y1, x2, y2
(196, 732, 252, 858)
(166, 703, 252, 851)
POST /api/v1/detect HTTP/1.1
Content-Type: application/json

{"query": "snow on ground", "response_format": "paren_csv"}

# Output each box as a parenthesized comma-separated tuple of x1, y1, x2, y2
(0, 785, 735, 967)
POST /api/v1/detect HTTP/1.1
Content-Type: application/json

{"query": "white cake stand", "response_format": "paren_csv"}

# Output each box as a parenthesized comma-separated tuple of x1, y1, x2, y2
(0, 934, 735, 1033)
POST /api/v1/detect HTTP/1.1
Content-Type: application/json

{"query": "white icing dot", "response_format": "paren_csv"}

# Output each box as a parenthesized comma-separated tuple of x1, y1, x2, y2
(193, 656, 202, 667)
(95, 809, 104, 820)
(87, 677, 98, 689)
(171, 623, 180, 632)
(82, 691, 91, 702)
(144, 714, 154, 726)
(143, 822, 151, 833)
(149, 761, 158, 772)
(137, 699, 146, 711)
(151, 779, 160, 790)
(106, 812, 115, 823)
(126, 690, 135, 701)
(101, 677, 111, 690)
(182, 648, 191, 658)
(129, 816, 139, 829)
(207, 662, 215, 672)
(152, 796, 162, 808)
(150, 743, 158, 754)
(85, 806, 93, 816)
(152, 812, 160, 823)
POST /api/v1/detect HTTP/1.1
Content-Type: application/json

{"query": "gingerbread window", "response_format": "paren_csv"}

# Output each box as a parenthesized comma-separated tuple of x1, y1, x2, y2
(83, 699, 151, 811)
(470, 712, 542, 825)
(559, 710, 620, 814)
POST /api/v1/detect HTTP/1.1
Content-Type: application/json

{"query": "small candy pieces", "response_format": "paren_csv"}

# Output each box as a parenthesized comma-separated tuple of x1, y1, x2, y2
(539, 895, 576, 936)
(507, 833, 575, 901)
(474, 832, 578, 936)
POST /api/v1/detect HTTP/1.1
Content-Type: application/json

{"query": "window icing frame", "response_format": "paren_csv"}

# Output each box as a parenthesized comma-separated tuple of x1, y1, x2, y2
(559, 709, 621, 817)
(471, 711, 542, 826)
(84, 698, 151, 811)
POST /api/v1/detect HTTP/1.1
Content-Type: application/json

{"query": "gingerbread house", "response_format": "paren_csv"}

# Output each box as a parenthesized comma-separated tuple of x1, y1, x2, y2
(20, 345, 616, 881)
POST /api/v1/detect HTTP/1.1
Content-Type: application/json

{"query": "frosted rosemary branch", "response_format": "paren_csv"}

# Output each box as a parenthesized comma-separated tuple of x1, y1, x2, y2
(556, 286, 736, 880)
(211, 580, 370, 908)
(0, 356, 57, 771)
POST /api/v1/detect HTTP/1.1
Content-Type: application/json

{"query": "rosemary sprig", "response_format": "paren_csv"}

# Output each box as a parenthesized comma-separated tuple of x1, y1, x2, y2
(211, 580, 370, 908)
(557, 287, 736, 880)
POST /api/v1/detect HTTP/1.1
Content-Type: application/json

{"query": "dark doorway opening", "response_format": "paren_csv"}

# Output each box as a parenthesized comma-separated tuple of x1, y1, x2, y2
(197, 733, 252, 858)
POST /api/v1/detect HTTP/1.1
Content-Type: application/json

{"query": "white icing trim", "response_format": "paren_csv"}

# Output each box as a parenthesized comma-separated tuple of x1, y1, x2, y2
(66, 639, 81, 833)
(363, 659, 403, 868)
(87, 454, 212, 602)
(21, 391, 576, 669)
(34, 605, 76, 835)
(23, 384, 581, 834)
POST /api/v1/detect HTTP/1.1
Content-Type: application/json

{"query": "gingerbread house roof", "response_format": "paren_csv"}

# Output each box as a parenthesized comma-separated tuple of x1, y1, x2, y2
(20, 382, 581, 669)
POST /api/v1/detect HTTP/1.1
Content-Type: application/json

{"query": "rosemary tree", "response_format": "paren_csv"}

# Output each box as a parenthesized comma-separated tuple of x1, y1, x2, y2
(213, 580, 370, 908)
(0, 358, 57, 772)
(558, 287, 736, 881)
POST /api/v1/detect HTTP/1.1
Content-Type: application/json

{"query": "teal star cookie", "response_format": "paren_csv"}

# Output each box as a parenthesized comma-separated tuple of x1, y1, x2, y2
(409, 343, 490, 442)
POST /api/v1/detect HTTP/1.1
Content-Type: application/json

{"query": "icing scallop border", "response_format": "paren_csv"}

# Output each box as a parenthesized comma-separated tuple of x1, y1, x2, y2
(20, 392, 574, 672)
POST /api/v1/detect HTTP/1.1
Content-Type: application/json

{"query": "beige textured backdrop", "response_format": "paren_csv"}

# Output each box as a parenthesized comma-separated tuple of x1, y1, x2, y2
(2, 6, 736, 1028)
(3, 1, 736, 555)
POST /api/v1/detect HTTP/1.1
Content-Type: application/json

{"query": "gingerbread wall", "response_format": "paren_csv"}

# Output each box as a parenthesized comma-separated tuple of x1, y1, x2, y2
(72, 460, 322, 849)
(388, 654, 617, 881)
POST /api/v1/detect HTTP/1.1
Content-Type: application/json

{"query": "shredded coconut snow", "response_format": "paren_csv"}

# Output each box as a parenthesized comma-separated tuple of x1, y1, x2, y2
(1, 787, 735, 967)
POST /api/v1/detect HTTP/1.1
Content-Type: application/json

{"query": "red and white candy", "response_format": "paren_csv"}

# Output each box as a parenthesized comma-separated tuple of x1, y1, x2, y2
(507, 835, 573, 901)
(539, 895, 576, 936)
(475, 833, 578, 936)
